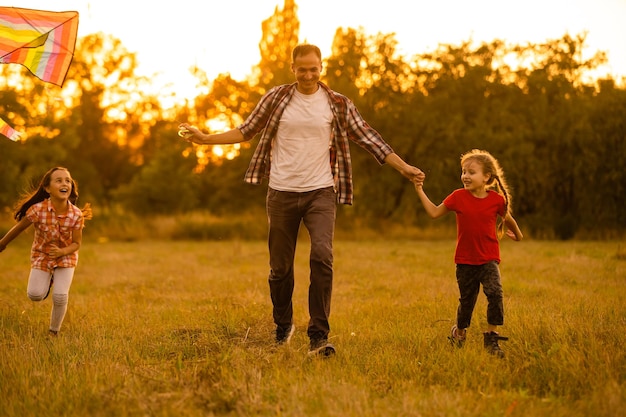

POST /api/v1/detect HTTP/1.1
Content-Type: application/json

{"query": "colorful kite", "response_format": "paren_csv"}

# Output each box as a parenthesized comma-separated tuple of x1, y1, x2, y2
(0, 117, 21, 141)
(0, 7, 78, 141)
(0, 7, 79, 87)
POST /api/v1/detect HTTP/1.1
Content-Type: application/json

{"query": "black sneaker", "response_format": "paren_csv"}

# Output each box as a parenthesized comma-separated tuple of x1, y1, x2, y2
(483, 331, 509, 358)
(275, 324, 295, 344)
(308, 338, 336, 358)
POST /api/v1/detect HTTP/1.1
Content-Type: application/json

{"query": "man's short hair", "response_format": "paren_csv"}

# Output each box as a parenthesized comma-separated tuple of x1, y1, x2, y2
(292, 44, 321, 62)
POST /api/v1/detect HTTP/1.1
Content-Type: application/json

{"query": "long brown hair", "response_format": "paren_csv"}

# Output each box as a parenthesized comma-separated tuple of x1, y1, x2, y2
(13, 167, 92, 221)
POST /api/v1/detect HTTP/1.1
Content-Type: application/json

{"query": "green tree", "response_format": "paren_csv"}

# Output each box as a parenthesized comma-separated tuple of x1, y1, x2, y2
(66, 33, 164, 206)
(253, 0, 300, 90)
(177, 0, 302, 215)
(114, 121, 199, 214)
(582, 80, 626, 233)
(510, 34, 607, 238)
(0, 64, 79, 210)
(326, 29, 421, 222)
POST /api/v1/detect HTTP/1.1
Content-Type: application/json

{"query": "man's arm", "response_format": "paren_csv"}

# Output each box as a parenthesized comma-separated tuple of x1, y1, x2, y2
(384, 153, 425, 183)
(178, 124, 245, 145)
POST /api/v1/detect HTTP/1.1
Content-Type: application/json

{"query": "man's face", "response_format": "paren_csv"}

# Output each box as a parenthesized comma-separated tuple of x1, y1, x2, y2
(291, 52, 321, 94)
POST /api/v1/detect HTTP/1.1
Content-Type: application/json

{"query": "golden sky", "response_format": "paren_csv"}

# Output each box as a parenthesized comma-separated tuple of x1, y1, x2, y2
(13, 0, 626, 102)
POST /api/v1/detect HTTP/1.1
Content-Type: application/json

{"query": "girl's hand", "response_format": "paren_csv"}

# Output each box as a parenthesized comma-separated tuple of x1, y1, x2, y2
(505, 229, 520, 241)
(412, 175, 424, 188)
(48, 244, 65, 258)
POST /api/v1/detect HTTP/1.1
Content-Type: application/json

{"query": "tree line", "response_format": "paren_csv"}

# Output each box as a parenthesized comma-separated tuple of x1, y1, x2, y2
(0, 0, 624, 239)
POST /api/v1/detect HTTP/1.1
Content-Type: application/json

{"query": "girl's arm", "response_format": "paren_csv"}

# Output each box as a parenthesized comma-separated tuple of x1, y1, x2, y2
(49, 227, 83, 258)
(504, 213, 523, 241)
(414, 184, 449, 219)
(0, 217, 33, 252)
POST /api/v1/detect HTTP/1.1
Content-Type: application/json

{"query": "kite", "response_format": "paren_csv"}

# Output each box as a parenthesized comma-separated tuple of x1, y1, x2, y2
(0, 116, 21, 141)
(0, 7, 79, 87)
(0, 7, 78, 141)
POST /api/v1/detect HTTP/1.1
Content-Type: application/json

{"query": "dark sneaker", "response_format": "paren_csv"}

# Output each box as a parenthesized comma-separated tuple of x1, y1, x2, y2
(448, 325, 466, 348)
(483, 331, 509, 358)
(308, 338, 336, 358)
(275, 324, 295, 344)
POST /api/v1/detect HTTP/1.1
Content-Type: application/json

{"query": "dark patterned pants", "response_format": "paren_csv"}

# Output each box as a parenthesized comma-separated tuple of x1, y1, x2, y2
(455, 261, 504, 329)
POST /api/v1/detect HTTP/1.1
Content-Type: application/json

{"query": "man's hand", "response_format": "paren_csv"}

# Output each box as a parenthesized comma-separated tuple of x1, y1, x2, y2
(403, 164, 425, 184)
(178, 123, 202, 143)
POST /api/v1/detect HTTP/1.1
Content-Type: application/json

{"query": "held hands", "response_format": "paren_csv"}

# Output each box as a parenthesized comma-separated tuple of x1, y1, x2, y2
(403, 164, 425, 186)
(409, 167, 425, 188)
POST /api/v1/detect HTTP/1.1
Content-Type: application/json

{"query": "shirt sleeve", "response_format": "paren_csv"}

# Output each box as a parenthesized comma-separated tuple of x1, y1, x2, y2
(25, 205, 39, 223)
(72, 206, 85, 230)
(443, 190, 458, 211)
(343, 99, 394, 164)
(238, 86, 281, 141)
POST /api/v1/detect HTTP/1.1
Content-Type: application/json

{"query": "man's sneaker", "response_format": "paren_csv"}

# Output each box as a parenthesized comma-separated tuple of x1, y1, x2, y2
(448, 325, 466, 348)
(308, 338, 336, 358)
(275, 324, 295, 344)
(483, 331, 509, 358)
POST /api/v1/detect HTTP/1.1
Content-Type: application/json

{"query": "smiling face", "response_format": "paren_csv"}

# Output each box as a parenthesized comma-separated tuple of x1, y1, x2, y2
(291, 51, 322, 94)
(44, 168, 74, 202)
(461, 160, 491, 196)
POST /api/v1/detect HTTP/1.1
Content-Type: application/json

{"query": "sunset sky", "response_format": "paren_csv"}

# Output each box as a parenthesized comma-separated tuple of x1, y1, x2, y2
(12, 0, 626, 100)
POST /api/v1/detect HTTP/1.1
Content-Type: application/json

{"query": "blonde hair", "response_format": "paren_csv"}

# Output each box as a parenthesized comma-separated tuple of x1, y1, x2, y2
(460, 149, 512, 238)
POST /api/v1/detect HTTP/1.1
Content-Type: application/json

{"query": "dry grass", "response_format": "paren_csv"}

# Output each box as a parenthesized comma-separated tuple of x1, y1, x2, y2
(1, 236, 624, 416)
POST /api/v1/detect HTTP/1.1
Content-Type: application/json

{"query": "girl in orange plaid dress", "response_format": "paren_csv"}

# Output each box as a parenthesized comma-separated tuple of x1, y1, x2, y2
(0, 167, 91, 336)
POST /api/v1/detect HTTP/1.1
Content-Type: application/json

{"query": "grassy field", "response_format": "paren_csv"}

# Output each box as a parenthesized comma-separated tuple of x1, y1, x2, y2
(0, 236, 624, 417)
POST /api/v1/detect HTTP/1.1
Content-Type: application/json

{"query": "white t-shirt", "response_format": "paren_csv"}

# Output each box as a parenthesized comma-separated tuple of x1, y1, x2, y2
(269, 88, 334, 192)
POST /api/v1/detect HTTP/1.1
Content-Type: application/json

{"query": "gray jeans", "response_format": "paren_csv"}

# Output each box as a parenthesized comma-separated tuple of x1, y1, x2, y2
(455, 261, 504, 329)
(266, 186, 336, 341)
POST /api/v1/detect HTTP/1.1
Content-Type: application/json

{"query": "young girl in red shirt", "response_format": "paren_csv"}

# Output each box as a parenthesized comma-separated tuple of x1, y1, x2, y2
(414, 149, 523, 357)
(0, 167, 91, 336)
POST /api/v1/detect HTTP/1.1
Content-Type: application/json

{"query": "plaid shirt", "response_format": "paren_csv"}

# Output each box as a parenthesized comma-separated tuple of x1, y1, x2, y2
(25, 199, 84, 272)
(239, 82, 394, 205)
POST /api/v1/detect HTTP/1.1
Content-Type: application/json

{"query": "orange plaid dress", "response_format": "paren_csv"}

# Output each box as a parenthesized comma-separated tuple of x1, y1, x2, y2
(25, 199, 84, 273)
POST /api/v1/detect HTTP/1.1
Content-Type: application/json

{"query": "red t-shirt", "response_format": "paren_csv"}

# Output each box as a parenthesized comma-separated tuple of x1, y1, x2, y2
(443, 189, 506, 265)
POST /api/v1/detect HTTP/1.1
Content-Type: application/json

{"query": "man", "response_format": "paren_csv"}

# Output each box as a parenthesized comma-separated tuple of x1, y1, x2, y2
(179, 44, 424, 357)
